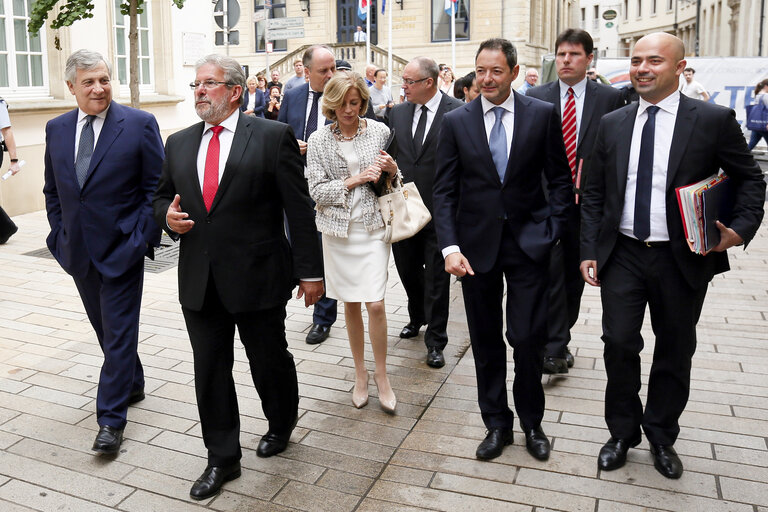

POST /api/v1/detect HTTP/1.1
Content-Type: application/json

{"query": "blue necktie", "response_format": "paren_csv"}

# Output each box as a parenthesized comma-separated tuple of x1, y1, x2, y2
(633, 105, 660, 241)
(75, 115, 96, 189)
(489, 107, 508, 182)
(304, 91, 322, 139)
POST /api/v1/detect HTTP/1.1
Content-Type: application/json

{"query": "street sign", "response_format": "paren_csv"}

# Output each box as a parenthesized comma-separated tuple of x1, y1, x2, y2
(253, 10, 267, 23)
(213, 0, 241, 29)
(267, 17, 304, 30)
(605, 22, 614, 28)
(266, 42, 274, 53)
(603, 9, 617, 20)
(268, 27, 305, 40)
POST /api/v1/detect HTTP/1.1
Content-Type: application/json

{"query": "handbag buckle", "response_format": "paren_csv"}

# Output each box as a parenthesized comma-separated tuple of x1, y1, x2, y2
(403, 190, 408, 199)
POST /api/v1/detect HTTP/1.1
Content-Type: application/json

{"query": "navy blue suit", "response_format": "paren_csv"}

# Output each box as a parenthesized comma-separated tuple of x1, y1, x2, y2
(43, 101, 164, 429)
(241, 89, 266, 118)
(433, 93, 573, 430)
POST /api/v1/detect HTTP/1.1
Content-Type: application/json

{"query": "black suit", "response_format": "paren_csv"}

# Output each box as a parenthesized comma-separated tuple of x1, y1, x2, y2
(581, 94, 765, 445)
(526, 79, 624, 359)
(153, 112, 322, 466)
(389, 93, 463, 350)
(433, 94, 573, 430)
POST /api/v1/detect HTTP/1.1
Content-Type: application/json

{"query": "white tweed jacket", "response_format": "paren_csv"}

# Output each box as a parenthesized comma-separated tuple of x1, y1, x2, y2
(306, 119, 392, 238)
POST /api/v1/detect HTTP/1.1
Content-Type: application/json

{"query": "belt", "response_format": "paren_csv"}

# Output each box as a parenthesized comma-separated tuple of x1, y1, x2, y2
(619, 234, 670, 248)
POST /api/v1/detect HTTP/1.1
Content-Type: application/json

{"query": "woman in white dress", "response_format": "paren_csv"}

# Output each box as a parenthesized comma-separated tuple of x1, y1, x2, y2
(306, 71, 399, 413)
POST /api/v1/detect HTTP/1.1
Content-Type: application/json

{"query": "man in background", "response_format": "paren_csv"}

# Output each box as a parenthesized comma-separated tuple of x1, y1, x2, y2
(284, 60, 306, 91)
(0, 97, 21, 244)
(517, 67, 538, 94)
(680, 67, 710, 101)
(267, 69, 283, 91)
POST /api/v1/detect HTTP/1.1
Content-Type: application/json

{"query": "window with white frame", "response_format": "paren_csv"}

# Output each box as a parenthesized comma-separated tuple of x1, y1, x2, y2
(0, 0, 46, 91)
(113, 0, 153, 89)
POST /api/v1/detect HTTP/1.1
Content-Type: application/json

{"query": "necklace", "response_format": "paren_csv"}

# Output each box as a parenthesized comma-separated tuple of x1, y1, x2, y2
(332, 118, 362, 141)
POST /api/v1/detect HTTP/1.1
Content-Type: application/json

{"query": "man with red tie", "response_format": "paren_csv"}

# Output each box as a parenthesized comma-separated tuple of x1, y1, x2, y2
(153, 54, 323, 500)
(526, 29, 624, 374)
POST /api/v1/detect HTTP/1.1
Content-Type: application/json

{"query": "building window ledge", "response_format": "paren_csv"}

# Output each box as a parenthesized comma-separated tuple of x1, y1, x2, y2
(8, 94, 185, 114)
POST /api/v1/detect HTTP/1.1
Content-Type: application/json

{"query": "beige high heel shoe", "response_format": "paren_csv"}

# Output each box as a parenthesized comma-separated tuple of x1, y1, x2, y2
(373, 373, 397, 414)
(352, 371, 369, 409)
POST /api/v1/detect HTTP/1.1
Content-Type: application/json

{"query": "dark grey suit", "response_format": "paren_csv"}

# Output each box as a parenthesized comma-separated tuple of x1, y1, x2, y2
(526, 79, 624, 360)
(388, 93, 463, 350)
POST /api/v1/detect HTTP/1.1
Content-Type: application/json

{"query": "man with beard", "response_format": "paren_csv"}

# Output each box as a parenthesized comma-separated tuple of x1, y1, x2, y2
(153, 54, 323, 500)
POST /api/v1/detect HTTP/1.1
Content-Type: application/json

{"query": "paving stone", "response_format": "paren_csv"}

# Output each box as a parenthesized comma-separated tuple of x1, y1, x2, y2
(300, 430, 396, 463)
(118, 489, 211, 512)
(356, 498, 432, 512)
(272, 480, 360, 512)
(0, 498, 36, 512)
(720, 477, 768, 507)
(366, 480, 529, 511)
(379, 464, 435, 487)
(0, 391, 90, 424)
(316, 468, 374, 496)
(0, 479, 117, 512)
(298, 411, 409, 447)
(210, 491, 298, 512)
(280, 443, 385, 479)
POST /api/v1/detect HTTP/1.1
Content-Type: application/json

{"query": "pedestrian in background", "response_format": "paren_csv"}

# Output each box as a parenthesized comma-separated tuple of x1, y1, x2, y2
(747, 79, 768, 151)
(0, 96, 21, 244)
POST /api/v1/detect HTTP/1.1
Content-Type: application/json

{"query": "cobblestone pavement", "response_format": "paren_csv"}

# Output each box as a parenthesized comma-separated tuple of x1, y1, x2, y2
(1, 210, 766, 511)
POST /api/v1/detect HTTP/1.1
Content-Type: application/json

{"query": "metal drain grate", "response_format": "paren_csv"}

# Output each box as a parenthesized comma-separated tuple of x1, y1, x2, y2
(22, 234, 179, 274)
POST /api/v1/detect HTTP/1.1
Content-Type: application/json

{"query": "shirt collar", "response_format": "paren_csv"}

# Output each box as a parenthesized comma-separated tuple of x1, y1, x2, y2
(638, 90, 680, 116)
(204, 108, 240, 134)
(78, 105, 109, 123)
(559, 77, 588, 99)
(481, 92, 515, 116)
(416, 89, 442, 113)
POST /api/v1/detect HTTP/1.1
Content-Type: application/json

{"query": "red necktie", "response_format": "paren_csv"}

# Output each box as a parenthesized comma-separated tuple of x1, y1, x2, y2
(202, 125, 224, 211)
(562, 87, 577, 182)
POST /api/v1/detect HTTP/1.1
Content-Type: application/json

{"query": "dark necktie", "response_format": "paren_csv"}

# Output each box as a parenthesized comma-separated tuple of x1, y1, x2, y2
(413, 104, 428, 154)
(304, 91, 322, 139)
(75, 115, 96, 188)
(203, 125, 224, 212)
(633, 105, 660, 241)
(489, 107, 508, 182)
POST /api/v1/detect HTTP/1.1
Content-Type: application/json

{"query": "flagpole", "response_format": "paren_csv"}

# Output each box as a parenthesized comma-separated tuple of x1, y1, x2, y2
(387, 0, 392, 91)
(366, 1, 371, 66)
(450, 1, 456, 74)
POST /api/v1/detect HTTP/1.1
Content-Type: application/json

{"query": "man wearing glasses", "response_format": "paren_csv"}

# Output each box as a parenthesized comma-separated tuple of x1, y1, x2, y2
(389, 57, 463, 369)
(153, 54, 323, 500)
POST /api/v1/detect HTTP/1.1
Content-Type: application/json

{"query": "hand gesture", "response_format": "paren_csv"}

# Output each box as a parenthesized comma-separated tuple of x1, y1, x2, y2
(445, 252, 474, 277)
(166, 194, 194, 234)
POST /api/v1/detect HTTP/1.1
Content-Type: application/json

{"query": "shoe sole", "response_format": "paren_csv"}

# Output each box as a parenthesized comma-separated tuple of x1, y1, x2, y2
(476, 437, 514, 460)
(189, 470, 242, 501)
(92, 443, 121, 455)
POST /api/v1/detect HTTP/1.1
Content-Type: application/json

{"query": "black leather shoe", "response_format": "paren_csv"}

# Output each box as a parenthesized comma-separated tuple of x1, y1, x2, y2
(305, 323, 330, 345)
(426, 347, 445, 368)
(0, 224, 18, 245)
(257, 431, 290, 458)
(399, 322, 424, 339)
(598, 437, 641, 471)
(650, 443, 683, 479)
(565, 348, 575, 368)
(128, 388, 145, 405)
(543, 356, 568, 374)
(476, 428, 514, 460)
(189, 463, 241, 500)
(524, 426, 551, 461)
(92, 425, 123, 454)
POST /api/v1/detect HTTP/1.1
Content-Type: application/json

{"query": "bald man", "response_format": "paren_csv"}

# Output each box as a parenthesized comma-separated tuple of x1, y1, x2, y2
(580, 33, 764, 479)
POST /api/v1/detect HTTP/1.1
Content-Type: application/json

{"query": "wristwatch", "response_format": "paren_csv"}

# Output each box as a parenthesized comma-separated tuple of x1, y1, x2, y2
(10, 158, 18, 163)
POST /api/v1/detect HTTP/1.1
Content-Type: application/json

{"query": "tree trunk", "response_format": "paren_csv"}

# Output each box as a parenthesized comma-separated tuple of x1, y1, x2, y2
(128, 0, 139, 108)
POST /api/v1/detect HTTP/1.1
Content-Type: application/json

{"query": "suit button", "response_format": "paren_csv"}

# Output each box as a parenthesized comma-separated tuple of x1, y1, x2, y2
(206, 219, 211, 224)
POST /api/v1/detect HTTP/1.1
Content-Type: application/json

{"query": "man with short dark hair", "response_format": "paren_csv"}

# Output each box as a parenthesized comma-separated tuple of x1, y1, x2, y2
(267, 69, 282, 91)
(433, 38, 573, 462)
(389, 57, 463, 369)
(526, 28, 624, 375)
(43, 49, 164, 454)
(581, 33, 764, 479)
(154, 54, 323, 499)
(680, 67, 710, 101)
(460, 71, 480, 102)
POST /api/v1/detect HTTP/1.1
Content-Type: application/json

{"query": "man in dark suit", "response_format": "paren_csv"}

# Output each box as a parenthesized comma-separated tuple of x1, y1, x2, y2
(278, 45, 338, 345)
(389, 56, 463, 368)
(42, 50, 164, 454)
(433, 38, 573, 462)
(153, 54, 323, 500)
(580, 33, 765, 479)
(526, 29, 624, 374)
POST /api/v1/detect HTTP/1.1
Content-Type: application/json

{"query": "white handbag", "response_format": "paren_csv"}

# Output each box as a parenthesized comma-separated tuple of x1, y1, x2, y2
(378, 176, 432, 243)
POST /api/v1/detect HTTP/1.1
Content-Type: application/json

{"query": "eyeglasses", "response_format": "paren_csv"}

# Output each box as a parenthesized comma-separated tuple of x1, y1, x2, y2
(189, 80, 232, 90)
(401, 77, 429, 86)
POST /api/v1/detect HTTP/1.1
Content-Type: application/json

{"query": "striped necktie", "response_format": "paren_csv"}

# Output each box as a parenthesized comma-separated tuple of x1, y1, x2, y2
(562, 87, 577, 182)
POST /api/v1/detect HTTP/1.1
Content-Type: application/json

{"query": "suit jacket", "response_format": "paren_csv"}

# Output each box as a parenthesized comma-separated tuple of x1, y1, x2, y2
(153, 112, 323, 313)
(43, 101, 164, 279)
(241, 90, 266, 118)
(581, 93, 766, 289)
(388, 93, 463, 212)
(526, 79, 624, 185)
(433, 93, 574, 272)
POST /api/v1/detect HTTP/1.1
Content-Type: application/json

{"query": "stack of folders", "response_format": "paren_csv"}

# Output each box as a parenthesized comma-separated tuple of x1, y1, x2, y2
(675, 173, 734, 254)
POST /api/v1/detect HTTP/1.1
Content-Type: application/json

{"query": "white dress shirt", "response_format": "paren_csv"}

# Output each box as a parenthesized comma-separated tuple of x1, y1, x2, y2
(442, 92, 516, 259)
(303, 86, 326, 138)
(196, 109, 239, 189)
(619, 92, 680, 242)
(559, 77, 588, 142)
(74, 107, 109, 161)
(411, 89, 443, 144)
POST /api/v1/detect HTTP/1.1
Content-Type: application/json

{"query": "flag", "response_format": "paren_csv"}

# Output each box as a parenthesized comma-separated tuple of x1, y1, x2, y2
(444, 0, 458, 16)
(382, 0, 386, 14)
(358, 0, 369, 20)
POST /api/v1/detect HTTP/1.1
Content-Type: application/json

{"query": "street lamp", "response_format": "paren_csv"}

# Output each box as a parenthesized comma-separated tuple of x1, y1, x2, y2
(299, 0, 310, 15)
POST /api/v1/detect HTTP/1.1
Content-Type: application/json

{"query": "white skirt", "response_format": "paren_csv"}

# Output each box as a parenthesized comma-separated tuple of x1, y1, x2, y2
(323, 221, 390, 302)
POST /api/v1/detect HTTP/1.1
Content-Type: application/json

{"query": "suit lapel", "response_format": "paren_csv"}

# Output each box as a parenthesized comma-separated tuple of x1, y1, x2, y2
(546, 81, 561, 116)
(502, 92, 526, 187)
(615, 105, 639, 200)
(82, 101, 123, 188)
(61, 110, 78, 186)
(578, 80, 598, 149)
(180, 122, 206, 210)
(466, 99, 502, 186)
(210, 112, 252, 212)
(666, 95, 697, 190)
(403, 101, 418, 157)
